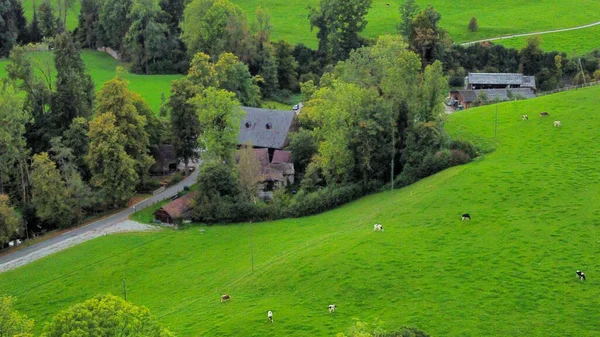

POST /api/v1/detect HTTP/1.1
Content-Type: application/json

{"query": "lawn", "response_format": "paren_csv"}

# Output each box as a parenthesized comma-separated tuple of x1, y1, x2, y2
(233, 0, 600, 49)
(492, 25, 600, 55)
(2, 85, 600, 336)
(0, 50, 182, 112)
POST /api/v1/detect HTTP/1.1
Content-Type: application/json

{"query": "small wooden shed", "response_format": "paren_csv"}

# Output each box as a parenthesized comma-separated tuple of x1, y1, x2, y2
(154, 192, 197, 224)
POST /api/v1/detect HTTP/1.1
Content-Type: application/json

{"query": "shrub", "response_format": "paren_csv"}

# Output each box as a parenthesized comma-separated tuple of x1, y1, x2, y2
(449, 139, 478, 158)
(448, 149, 471, 166)
(593, 69, 600, 81)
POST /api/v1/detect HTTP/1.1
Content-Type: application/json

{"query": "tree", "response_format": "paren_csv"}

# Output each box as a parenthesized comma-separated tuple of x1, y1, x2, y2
(397, 0, 419, 37)
(97, 0, 132, 52)
(288, 128, 317, 174)
(38, 1, 56, 38)
(468, 17, 478, 32)
(0, 85, 32, 203)
(77, 0, 101, 48)
(519, 36, 543, 75)
(0, 195, 21, 246)
(182, 0, 251, 61)
(408, 6, 451, 67)
(41, 294, 174, 337)
(169, 78, 201, 172)
(309, 0, 372, 62)
(96, 76, 153, 186)
(87, 113, 138, 207)
(0, 0, 19, 57)
(51, 32, 95, 133)
(273, 40, 299, 92)
(237, 142, 262, 202)
(0, 296, 34, 337)
(13, 0, 28, 43)
(192, 87, 243, 165)
(29, 4, 42, 43)
(124, 0, 169, 74)
(63, 117, 90, 178)
(30, 152, 76, 228)
(214, 52, 262, 106)
(187, 52, 219, 88)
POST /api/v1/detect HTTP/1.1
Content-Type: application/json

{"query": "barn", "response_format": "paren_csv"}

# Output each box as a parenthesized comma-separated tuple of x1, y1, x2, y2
(154, 192, 197, 224)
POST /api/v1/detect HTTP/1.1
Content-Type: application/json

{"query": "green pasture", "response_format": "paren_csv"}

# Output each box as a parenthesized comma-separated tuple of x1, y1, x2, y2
(494, 25, 600, 55)
(233, 0, 600, 49)
(2, 85, 600, 336)
(0, 50, 181, 112)
(21, 0, 81, 31)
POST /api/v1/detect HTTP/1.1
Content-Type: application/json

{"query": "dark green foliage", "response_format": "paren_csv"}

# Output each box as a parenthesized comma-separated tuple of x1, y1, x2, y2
(308, 0, 373, 62)
(77, 0, 101, 48)
(449, 139, 478, 158)
(288, 128, 318, 174)
(0, 0, 20, 57)
(293, 43, 322, 78)
(38, 1, 56, 38)
(29, 5, 42, 43)
(197, 160, 239, 199)
(63, 117, 91, 179)
(519, 36, 543, 75)
(51, 33, 95, 133)
(274, 40, 299, 92)
(408, 6, 450, 66)
(13, 0, 28, 43)
(398, 0, 419, 37)
(97, 0, 132, 52)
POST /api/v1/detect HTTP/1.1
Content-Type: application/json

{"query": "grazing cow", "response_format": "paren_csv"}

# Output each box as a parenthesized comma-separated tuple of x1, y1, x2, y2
(268, 310, 273, 323)
(461, 213, 471, 221)
(576, 270, 586, 281)
(540, 112, 550, 117)
(221, 294, 230, 302)
(522, 114, 528, 120)
(328, 304, 336, 313)
(554, 120, 562, 127)
(373, 224, 383, 231)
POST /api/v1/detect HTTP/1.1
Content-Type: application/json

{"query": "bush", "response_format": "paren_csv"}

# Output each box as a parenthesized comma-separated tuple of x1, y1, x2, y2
(468, 17, 478, 32)
(448, 149, 471, 166)
(448, 75, 464, 87)
(449, 139, 478, 158)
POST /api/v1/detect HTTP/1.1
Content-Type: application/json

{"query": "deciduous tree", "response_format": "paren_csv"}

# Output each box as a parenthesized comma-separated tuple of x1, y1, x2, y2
(397, 0, 419, 37)
(41, 294, 174, 337)
(0, 195, 21, 246)
(0, 296, 34, 337)
(168, 78, 201, 172)
(87, 113, 138, 207)
(214, 52, 261, 106)
(237, 141, 262, 202)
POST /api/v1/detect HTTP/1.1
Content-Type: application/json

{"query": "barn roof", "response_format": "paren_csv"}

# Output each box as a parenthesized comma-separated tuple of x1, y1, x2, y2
(457, 90, 477, 102)
(156, 192, 197, 219)
(239, 107, 295, 149)
(457, 88, 536, 103)
(468, 73, 525, 85)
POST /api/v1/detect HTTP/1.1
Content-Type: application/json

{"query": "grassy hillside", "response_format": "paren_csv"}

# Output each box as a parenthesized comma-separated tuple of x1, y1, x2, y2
(2, 85, 600, 336)
(496, 26, 600, 55)
(0, 51, 182, 112)
(234, 0, 600, 49)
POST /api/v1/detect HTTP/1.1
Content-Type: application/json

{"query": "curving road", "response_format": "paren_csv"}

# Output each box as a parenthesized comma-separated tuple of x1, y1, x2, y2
(460, 20, 600, 46)
(0, 163, 200, 273)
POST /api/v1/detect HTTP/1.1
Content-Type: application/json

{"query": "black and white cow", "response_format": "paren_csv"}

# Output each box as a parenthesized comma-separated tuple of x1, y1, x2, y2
(328, 304, 336, 313)
(268, 310, 273, 323)
(461, 213, 471, 221)
(576, 270, 586, 281)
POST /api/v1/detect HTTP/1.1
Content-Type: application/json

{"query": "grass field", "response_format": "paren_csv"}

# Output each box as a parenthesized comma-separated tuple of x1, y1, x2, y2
(21, 0, 80, 31)
(0, 51, 182, 112)
(2, 85, 600, 336)
(494, 25, 600, 55)
(233, 0, 600, 49)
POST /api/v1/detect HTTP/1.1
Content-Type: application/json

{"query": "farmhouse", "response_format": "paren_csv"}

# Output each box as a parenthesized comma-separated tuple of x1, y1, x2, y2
(449, 88, 537, 110)
(239, 148, 295, 200)
(465, 73, 537, 90)
(154, 192, 197, 224)
(239, 107, 297, 160)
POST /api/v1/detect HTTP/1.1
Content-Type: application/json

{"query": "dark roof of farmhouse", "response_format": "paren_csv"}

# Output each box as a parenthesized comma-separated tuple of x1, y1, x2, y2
(239, 107, 295, 149)
(458, 88, 536, 103)
(158, 192, 197, 219)
(468, 73, 527, 85)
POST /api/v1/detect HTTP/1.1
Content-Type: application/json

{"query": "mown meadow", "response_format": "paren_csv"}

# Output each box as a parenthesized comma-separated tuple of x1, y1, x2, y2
(2, 85, 600, 336)
(497, 24, 600, 56)
(0, 50, 182, 112)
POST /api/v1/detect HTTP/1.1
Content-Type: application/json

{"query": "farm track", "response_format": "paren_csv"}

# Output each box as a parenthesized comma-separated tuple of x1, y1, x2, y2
(460, 20, 600, 45)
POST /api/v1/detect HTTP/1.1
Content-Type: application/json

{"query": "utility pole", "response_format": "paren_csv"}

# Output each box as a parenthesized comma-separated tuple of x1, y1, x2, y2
(250, 222, 254, 273)
(122, 279, 127, 301)
(578, 59, 587, 85)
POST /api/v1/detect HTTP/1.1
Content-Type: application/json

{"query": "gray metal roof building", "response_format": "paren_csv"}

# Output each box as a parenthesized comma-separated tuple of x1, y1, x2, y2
(239, 107, 296, 150)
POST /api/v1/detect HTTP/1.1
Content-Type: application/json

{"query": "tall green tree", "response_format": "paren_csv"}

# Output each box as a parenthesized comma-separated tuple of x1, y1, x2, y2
(124, 0, 168, 74)
(192, 87, 243, 165)
(214, 52, 261, 107)
(0, 296, 34, 336)
(62, 117, 90, 178)
(0, 0, 20, 57)
(77, 0, 101, 48)
(87, 113, 138, 207)
(0, 85, 32, 203)
(168, 78, 201, 172)
(38, 1, 56, 38)
(13, 0, 28, 43)
(519, 36, 543, 75)
(41, 294, 174, 337)
(52, 33, 95, 133)
(309, 0, 372, 62)
(397, 0, 419, 37)
(273, 40, 299, 92)
(96, 76, 153, 185)
(97, 0, 132, 52)
(408, 6, 451, 67)
(0, 195, 21, 246)
(30, 152, 76, 228)
(29, 4, 42, 43)
(182, 0, 251, 61)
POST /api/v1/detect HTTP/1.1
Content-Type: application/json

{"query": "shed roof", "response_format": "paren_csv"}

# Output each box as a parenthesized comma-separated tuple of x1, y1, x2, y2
(156, 192, 197, 219)
(468, 73, 525, 85)
(477, 88, 536, 101)
(239, 107, 295, 149)
(271, 150, 292, 164)
(457, 90, 477, 102)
